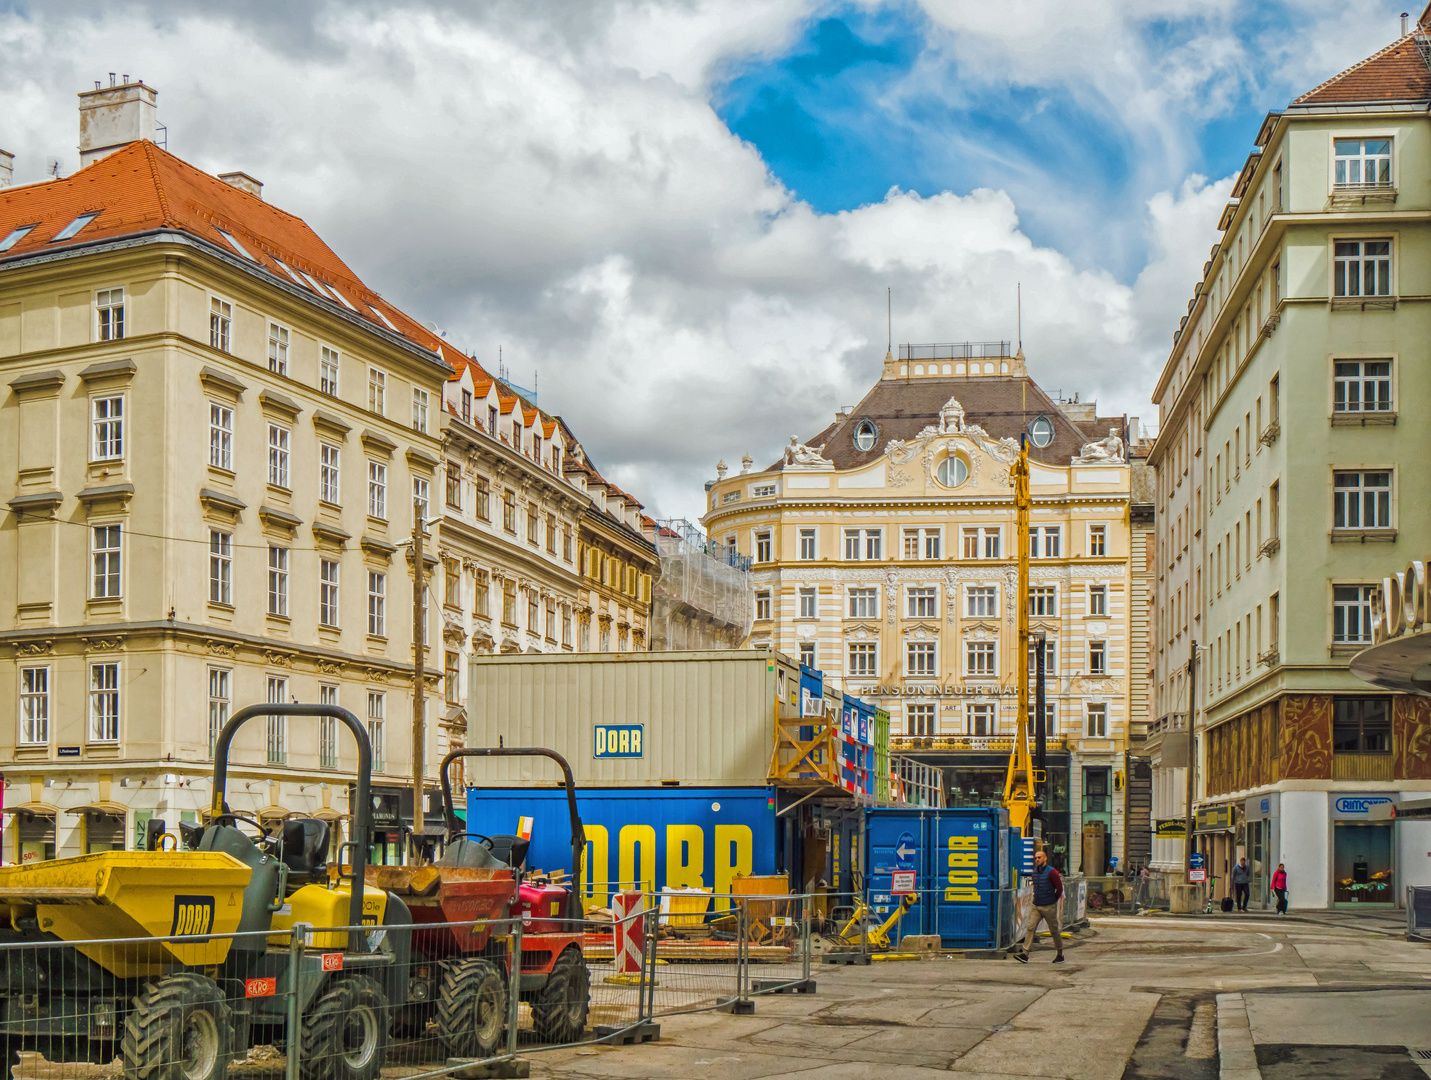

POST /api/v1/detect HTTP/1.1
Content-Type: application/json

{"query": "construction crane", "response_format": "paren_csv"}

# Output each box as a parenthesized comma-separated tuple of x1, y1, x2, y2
(1002, 436, 1041, 836)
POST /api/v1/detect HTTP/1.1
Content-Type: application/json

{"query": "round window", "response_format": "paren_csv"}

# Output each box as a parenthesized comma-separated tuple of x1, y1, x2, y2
(853, 420, 878, 451)
(1029, 415, 1055, 448)
(936, 455, 969, 488)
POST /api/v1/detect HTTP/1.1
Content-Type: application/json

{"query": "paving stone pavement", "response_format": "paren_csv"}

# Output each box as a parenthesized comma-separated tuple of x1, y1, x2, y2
(517, 913, 1431, 1080)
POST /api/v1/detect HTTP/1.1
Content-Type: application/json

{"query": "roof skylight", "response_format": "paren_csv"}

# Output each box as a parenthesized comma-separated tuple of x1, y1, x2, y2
(0, 224, 36, 252)
(272, 258, 311, 290)
(52, 212, 100, 242)
(216, 229, 254, 261)
(327, 285, 358, 312)
(367, 304, 399, 331)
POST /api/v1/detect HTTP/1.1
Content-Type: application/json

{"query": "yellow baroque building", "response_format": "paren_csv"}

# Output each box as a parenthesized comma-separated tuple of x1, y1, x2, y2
(703, 345, 1140, 873)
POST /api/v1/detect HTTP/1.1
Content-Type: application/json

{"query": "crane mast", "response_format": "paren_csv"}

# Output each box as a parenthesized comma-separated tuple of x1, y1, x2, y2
(1002, 436, 1038, 834)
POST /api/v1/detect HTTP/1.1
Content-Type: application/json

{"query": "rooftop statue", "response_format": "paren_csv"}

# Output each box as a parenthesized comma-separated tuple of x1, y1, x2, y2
(1074, 428, 1125, 465)
(784, 435, 834, 470)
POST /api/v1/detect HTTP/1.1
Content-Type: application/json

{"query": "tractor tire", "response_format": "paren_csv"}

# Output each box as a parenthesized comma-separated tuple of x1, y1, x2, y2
(299, 976, 389, 1080)
(122, 973, 232, 1080)
(436, 959, 506, 1059)
(529, 948, 590, 1045)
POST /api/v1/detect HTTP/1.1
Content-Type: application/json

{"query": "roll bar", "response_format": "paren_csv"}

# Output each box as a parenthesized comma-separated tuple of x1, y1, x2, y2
(439, 747, 585, 922)
(212, 703, 373, 949)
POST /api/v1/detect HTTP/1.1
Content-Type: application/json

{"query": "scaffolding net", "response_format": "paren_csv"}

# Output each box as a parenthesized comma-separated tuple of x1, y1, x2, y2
(649, 518, 755, 651)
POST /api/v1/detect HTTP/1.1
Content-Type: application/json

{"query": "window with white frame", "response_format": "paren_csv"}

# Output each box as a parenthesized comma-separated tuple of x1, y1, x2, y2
(268, 546, 289, 617)
(1086, 702, 1108, 738)
(209, 298, 231, 352)
(367, 691, 386, 770)
(207, 667, 229, 758)
(1088, 640, 1107, 674)
(963, 527, 1000, 558)
(96, 287, 124, 341)
(799, 642, 815, 668)
(903, 527, 941, 559)
(1027, 638, 1056, 674)
(907, 642, 937, 676)
(1334, 138, 1391, 188)
(755, 530, 772, 563)
(367, 368, 387, 415)
(411, 387, 429, 434)
(907, 587, 937, 618)
(1333, 470, 1391, 529)
(1088, 525, 1107, 557)
(1333, 584, 1376, 645)
(1028, 586, 1057, 617)
(1333, 239, 1392, 297)
(89, 662, 120, 742)
(91, 396, 123, 460)
(319, 559, 340, 626)
(844, 528, 882, 560)
(966, 641, 996, 676)
(266, 675, 287, 763)
(799, 529, 817, 560)
(752, 483, 776, 497)
(320, 346, 339, 396)
(208, 403, 233, 470)
(967, 703, 995, 736)
(1088, 585, 1107, 616)
(367, 461, 387, 519)
(798, 587, 817, 619)
(562, 606, 572, 646)
(1333, 360, 1392, 413)
(966, 585, 997, 617)
(91, 524, 121, 598)
(848, 587, 877, 618)
(318, 685, 339, 768)
(368, 571, 386, 636)
(19, 667, 49, 745)
(209, 530, 232, 605)
(755, 591, 771, 620)
(319, 444, 341, 504)
(848, 642, 877, 676)
(907, 703, 936, 736)
(983, 529, 1001, 558)
(413, 477, 429, 524)
(268, 323, 289, 375)
(1030, 526, 1061, 558)
(267, 425, 290, 488)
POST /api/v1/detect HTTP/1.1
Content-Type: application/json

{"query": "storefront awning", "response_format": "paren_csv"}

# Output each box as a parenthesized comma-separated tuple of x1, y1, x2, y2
(67, 801, 128, 817)
(8, 801, 60, 818)
(310, 808, 350, 822)
(256, 807, 291, 823)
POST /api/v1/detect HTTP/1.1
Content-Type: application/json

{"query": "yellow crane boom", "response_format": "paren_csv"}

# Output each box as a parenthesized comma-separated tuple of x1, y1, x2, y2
(1003, 437, 1038, 834)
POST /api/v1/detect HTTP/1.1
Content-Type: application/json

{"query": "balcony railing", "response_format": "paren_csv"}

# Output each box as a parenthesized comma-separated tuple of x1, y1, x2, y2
(891, 734, 1070, 753)
(899, 342, 1012, 361)
(1332, 753, 1392, 781)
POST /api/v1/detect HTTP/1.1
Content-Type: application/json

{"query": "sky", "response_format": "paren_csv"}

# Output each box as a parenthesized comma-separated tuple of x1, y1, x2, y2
(0, 0, 1413, 520)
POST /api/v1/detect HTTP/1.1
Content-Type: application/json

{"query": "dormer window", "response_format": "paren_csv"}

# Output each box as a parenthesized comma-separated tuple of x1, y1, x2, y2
(853, 419, 877, 451)
(0, 224, 35, 252)
(1028, 415, 1055, 448)
(52, 212, 100, 242)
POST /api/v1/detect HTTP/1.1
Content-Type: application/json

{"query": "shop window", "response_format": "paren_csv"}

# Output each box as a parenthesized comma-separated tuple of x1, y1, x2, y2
(17, 811, 55, 863)
(1332, 696, 1390, 753)
(84, 811, 125, 854)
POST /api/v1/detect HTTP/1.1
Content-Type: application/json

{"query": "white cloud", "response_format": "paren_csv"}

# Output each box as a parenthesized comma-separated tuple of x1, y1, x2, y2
(0, 1, 1394, 520)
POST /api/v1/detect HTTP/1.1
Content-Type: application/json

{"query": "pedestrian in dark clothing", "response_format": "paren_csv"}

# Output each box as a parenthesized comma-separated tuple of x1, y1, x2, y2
(1232, 856, 1251, 911)
(1015, 850, 1064, 964)
(1272, 863, 1288, 914)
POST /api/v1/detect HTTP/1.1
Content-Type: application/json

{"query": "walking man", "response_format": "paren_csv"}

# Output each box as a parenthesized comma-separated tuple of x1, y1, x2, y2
(1232, 856, 1251, 912)
(1015, 850, 1064, 964)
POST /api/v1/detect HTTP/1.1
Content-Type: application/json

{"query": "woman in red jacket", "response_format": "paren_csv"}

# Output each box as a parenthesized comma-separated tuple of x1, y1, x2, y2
(1272, 863, 1288, 914)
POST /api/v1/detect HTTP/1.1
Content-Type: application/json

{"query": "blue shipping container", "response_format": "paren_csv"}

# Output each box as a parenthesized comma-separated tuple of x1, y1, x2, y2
(864, 806, 1015, 949)
(465, 786, 778, 910)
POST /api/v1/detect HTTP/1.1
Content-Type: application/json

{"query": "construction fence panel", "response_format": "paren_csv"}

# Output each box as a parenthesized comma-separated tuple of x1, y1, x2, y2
(1408, 886, 1431, 942)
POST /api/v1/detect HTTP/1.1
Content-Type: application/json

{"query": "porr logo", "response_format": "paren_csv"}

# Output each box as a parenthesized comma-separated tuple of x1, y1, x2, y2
(170, 895, 215, 940)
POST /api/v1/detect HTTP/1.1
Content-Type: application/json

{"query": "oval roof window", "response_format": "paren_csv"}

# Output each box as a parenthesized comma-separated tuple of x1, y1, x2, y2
(1029, 415, 1055, 449)
(936, 455, 968, 488)
(853, 419, 878, 451)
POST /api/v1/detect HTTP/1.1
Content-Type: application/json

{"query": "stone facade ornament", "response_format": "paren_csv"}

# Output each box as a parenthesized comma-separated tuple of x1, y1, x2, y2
(938, 397, 966, 434)
(783, 436, 834, 470)
(1074, 428, 1125, 464)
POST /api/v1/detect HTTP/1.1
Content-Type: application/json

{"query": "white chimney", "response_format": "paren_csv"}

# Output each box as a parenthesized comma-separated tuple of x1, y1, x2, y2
(218, 172, 263, 200)
(78, 79, 157, 168)
(0, 150, 12, 189)
(1402, 11, 1410, 35)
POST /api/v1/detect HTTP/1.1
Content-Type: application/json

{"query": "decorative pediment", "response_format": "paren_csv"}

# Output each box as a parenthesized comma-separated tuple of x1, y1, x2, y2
(843, 623, 881, 640)
(900, 622, 941, 640)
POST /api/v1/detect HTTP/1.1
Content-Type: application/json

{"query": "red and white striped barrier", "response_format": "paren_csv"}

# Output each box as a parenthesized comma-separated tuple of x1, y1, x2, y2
(613, 890, 645, 974)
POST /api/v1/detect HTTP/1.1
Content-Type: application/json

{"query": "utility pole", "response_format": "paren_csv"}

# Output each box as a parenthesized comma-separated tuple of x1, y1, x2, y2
(411, 501, 427, 865)
(1183, 640, 1198, 877)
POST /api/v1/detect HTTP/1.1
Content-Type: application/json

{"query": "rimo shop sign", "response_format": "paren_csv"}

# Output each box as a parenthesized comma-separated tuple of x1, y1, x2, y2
(1333, 795, 1397, 820)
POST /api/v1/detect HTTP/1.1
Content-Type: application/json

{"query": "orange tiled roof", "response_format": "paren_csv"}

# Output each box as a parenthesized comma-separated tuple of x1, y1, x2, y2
(1293, 29, 1431, 106)
(0, 139, 454, 363)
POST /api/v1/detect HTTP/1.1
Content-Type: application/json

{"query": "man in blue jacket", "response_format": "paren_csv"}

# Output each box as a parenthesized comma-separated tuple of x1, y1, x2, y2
(1015, 850, 1064, 964)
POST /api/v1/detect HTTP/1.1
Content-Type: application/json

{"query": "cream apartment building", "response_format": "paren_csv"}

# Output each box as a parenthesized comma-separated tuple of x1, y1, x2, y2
(703, 346, 1138, 872)
(1148, 17, 1431, 907)
(0, 85, 459, 861)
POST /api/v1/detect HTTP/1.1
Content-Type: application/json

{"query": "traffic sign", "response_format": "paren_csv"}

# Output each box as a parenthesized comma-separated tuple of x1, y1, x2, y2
(1189, 852, 1205, 869)
(891, 870, 916, 894)
(894, 832, 917, 872)
(1188, 869, 1206, 882)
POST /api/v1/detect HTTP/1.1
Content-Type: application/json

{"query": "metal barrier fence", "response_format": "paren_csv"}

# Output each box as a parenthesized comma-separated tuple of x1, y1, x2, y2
(1408, 885, 1431, 942)
(0, 893, 818, 1080)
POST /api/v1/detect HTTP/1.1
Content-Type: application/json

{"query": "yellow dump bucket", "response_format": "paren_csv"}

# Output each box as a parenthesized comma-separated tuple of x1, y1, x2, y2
(0, 852, 251, 977)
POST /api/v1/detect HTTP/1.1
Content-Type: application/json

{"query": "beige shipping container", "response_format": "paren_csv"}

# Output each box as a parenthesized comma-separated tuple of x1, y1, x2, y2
(465, 650, 802, 788)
